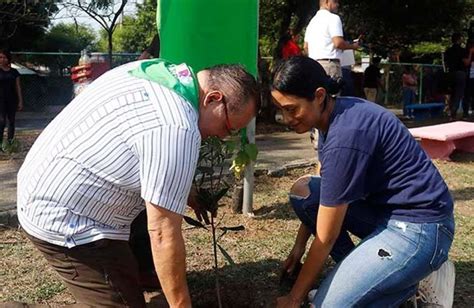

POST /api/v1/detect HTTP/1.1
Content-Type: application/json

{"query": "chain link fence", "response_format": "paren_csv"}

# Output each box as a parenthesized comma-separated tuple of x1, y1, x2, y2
(12, 52, 140, 112)
(258, 57, 446, 122)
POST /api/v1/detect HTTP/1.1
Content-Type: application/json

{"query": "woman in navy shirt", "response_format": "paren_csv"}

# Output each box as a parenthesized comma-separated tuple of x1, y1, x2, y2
(0, 48, 23, 151)
(272, 56, 455, 307)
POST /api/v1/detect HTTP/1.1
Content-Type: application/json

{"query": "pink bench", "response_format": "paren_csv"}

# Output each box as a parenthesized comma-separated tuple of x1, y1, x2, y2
(409, 121, 474, 160)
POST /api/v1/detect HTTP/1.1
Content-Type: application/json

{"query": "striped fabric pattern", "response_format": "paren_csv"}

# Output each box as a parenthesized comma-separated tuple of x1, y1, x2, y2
(17, 61, 201, 248)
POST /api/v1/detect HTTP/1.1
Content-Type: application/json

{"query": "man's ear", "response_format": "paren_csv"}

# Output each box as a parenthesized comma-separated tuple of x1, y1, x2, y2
(202, 90, 224, 107)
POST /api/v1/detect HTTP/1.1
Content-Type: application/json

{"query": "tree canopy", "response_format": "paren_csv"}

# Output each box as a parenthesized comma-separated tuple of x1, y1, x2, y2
(97, 0, 156, 53)
(0, 1, 59, 50)
(260, 0, 474, 59)
(40, 23, 97, 52)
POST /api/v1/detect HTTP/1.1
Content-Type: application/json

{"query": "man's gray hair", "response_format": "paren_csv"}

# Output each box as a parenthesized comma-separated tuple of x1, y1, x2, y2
(205, 64, 260, 113)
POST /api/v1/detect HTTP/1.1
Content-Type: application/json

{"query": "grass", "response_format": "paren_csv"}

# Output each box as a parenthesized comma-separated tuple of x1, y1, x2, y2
(0, 131, 473, 307)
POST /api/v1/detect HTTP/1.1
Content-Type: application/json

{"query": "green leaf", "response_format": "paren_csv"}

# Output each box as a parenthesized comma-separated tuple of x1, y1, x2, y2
(225, 140, 237, 153)
(217, 243, 235, 266)
(234, 151, 250, 165)
(183, 215, 207, 229)
(244, 143, 258, 161)
(219, 225, 245, 232)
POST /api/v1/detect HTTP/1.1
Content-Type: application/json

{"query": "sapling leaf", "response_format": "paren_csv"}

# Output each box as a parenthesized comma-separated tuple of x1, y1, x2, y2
(214, 187, 230, 203)
(219, 225, 245, 232)
(244, 143, 258, 161)
(225, 140, 237, 153)
(183, 215, 207, 229)
(217, 243, 236, 266)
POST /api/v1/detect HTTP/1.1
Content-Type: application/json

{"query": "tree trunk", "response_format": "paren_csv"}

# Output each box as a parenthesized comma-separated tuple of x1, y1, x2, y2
(231, 183, 244, 214)
(108, 30, 113, 68)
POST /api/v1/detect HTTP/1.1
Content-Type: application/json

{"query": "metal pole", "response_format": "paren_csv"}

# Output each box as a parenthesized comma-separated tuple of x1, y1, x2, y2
(242, 117, 256, 215)
(384, 65, 390, 106)
(418, 66, 423, 103)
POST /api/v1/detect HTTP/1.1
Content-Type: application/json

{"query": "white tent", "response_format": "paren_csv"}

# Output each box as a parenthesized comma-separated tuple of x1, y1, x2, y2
(11, 63, 37, 75)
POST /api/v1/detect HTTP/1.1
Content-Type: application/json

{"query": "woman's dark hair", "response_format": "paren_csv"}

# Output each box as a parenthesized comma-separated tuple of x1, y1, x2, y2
(272, 56, 342, 100)
(0, 48, 12, 63)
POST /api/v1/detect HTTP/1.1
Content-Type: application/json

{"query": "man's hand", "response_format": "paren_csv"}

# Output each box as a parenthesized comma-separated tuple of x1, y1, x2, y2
(187, 186, 216, 224)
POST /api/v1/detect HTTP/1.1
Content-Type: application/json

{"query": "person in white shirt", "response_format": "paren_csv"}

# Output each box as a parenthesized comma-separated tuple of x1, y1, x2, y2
(304, 0, 360, 79)
(18, 59, 259, 307)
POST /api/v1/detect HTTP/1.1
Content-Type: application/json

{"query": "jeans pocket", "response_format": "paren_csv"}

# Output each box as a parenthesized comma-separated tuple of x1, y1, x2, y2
(429, 224, 454, 271)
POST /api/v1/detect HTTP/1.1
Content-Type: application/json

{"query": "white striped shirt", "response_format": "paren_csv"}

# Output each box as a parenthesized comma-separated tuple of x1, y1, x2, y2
(17, 61, 201, 248)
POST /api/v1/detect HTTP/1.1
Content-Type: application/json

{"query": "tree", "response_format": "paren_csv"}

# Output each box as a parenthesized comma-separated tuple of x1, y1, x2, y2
(259, 0, 474, 59)
(41, 22, 98, 52)
(339, 0, 474, 58)
(63, 0, 128, 66)
(97, 0, 156, 53)
(0, 1, 59, 50)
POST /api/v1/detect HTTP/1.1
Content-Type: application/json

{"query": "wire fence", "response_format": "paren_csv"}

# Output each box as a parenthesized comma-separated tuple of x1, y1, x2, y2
(12, 52, 447, 118)
(259, 56, 447, 114)
(12, 52, 140, 111)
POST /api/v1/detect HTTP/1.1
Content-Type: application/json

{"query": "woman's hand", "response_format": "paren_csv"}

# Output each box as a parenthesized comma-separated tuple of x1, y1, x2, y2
(276, 294, 301, 308)
(17, 100, 23, 111)
(282, 243, 305, 275)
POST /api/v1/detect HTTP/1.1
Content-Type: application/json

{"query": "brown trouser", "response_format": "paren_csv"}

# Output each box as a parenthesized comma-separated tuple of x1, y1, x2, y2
(26, 233, 146, 308)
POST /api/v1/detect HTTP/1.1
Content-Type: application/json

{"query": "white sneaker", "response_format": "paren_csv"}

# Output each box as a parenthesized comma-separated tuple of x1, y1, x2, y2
(418, 260, 455, 308)
(307, 288, 318, 302)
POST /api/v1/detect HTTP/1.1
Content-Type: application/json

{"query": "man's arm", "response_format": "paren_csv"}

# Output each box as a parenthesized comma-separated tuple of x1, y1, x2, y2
(304, 42, 309, 56)
(332, 36, 360, 50)
(277, 203, 348, 307)
(146, 201, 191, 308)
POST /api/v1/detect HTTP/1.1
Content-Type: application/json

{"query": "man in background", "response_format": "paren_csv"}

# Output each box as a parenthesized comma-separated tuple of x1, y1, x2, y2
(363, 57, 383, 103)
(304, 0, 360, 79)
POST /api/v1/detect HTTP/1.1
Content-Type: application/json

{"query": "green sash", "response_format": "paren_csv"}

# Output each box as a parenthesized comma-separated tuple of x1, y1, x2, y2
(129, 59, 199, 111)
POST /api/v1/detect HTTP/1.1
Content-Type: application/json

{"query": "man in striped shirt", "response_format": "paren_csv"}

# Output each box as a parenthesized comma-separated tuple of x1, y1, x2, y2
(17, 60, 259, 307)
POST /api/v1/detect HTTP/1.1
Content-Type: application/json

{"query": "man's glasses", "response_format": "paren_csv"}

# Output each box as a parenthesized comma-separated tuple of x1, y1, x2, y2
(222, 100, 240, 136)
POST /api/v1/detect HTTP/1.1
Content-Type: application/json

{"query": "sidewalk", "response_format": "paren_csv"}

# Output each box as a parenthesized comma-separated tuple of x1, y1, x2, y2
(0, 117, 318, 226)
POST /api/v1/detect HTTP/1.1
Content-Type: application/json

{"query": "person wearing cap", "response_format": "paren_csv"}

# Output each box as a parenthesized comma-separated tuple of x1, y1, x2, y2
(271, 56, 455, 307)
(17, 59, 259, 307)
(304, 0, 360, 79)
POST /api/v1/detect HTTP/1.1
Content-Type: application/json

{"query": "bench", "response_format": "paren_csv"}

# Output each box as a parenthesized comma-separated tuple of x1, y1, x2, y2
(405, 103, 445, 121)
(409, 121, 474, 160)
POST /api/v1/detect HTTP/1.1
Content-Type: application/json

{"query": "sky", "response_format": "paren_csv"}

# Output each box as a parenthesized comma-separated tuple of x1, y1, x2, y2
(50, 1, 141, 33)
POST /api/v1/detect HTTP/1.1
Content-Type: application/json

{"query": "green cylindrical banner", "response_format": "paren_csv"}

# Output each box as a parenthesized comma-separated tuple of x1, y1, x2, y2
(158, 0, 259, 76)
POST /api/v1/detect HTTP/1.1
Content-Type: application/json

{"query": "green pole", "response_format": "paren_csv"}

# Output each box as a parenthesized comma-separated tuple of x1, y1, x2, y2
(158, 0, 259, 214)
(158, 0, 258, 76)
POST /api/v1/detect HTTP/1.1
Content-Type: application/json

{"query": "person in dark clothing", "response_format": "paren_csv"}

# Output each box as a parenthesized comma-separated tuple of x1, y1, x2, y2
(444, 32, 469, 119)
(463, 39, 474, 118)
(363, 57, 382, 102)
(138, 34, 161, 60)
(0, 48, 23, 151)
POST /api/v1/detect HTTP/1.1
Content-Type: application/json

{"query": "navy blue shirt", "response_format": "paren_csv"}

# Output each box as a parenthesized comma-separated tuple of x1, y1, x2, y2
(318, 97, 453, 223)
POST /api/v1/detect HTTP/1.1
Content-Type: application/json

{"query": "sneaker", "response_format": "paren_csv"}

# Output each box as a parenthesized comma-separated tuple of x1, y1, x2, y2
(417, 260, 455, 308)
(307, 289, 318, 302)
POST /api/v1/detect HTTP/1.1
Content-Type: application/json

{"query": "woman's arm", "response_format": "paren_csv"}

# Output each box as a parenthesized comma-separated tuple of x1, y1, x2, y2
(16, 76, 23, 111)
(277, 203, 348, 307)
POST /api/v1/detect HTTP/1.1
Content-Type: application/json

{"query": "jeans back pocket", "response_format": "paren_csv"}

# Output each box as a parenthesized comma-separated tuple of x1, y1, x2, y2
(429, 223, 454, 271)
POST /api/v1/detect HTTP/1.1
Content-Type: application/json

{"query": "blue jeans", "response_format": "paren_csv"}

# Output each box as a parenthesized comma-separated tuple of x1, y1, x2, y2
(402, 88, 416, 116)
(290, 176, 455, 307)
